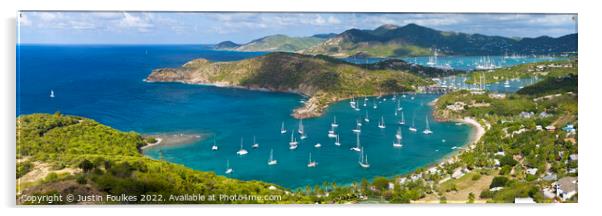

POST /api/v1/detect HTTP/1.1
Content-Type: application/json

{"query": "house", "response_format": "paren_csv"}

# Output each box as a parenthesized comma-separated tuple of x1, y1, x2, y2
(451, 167, 465, 179)
(514, 197, 536, 203)
(539, 111, 552, 118)
(569, 154, 578, 161)
(526, 168, 539, 175)
(520, 111, 534, 119)
(563, 124, 576, 133)
(446, 102, 466, 112)
(489, 93, 506, 99)
(542, 172, 558, 181)
(536, 125, 543, 131)
(545, 125, 556, 131)
(556, 177, 578, 201)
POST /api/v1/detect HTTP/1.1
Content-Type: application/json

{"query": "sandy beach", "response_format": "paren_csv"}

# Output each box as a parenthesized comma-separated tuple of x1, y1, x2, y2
(141, 133, 205, 150)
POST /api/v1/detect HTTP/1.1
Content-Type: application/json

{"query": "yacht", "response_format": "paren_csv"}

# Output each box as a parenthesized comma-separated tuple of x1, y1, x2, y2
(280, 122, 287, 134)
(328, 125, 337, 138)
(398, 111, 405, 125)
(331, 116, 339, 127)
(350, 133, 361, 152)
(358, 147, 370, 168)
(251, 136, 259, 148)
(409, 115, 417, 132)
(225, 160, 233, 174)
(236, 138, 248, 155)
(307, 153, 317, 168)
(211, 137, 218, 151)
(267, 149, 277, 165)
(423, 116, 433, 135)
(334, 134, 341, 146)
(314, 143, 322, 148)
(49, 90, 55, 98)
(378, 116, 386, 129)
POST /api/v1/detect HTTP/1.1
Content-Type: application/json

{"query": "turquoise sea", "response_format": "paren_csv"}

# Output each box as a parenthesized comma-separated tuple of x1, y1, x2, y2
(16, 45, 552, 189)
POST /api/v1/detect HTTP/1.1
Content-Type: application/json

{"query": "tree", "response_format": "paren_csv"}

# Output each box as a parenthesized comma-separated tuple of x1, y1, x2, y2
(361, 178, 369, 194)
(468, 192, 475, 203)
(372, 176, 390, 192)
(79, 159, 95, 173)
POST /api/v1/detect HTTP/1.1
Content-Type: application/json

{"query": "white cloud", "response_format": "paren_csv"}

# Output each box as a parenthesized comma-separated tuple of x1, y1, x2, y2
(18, 13, 31, 26)
(117, 12, 154, 32)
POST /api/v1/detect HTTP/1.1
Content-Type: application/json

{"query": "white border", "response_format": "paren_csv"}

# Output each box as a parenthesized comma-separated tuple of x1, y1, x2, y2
(2, 0, 599, 215)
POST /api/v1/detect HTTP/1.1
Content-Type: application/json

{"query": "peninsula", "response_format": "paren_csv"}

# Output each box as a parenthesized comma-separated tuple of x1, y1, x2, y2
(146, 52, 437, 119)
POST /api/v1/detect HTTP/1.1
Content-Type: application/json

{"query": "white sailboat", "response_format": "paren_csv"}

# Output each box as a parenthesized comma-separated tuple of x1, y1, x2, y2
(334, 134, 341, 146)
(350, 132, 361, 152)
(280, 122, 287, 134)
(236, 138, 248, 155)
(307, 153, 317, 168)
(398, 111, 405, 125)
(373, 99, 378, 109)
(409, 114, 417, 132)
(349, 97, 357, 109)
(331, 116, 339, 127)
(314, 143, 322, 148)
(49, 90, 55, 98)
(211, 137, 218, 151)
(298, 119, 304, 135)
(364, 110, 370, 123)
(393, 127, 403, 148)
(358, 147, 370, 168)
(352, 121, 362, 134)
(396, 100, 402, 111)
(225, 160, 233, 174)
(363, 97, 367, 107)
(504, 80, 511, 88)
(289, 131, 298, 150)
(267, 149, 277, 165)
(328, 125, 337, 138)
(378, 116, 386, 129)
(252, 136, 259, 148)
(423, 116, 433, 135)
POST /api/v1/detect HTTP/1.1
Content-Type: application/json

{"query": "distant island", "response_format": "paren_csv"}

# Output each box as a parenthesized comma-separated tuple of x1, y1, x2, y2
(146, 52, 451, 119)
(214, 24, 577, 58)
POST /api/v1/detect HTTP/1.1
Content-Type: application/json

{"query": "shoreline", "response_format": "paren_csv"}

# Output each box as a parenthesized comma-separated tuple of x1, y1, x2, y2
(141, 133, 205, 150)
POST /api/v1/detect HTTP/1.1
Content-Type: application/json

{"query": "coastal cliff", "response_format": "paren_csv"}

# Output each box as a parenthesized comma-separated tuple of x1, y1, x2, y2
(146, 52, 432, 119)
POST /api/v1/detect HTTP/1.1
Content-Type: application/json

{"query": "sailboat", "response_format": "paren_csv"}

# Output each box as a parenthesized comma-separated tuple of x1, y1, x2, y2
(393, 127, 403, 148)
(349, 97, 357, 109)
(211, 137, 218, 151)
(364, 110, 370, 123)
(298, 120, 304, 134)
(504, 79, 511, 88)
(314, 143, 322, 148)
(350, 132, 361, 152)
(289, 131, 298, 150)
(352, 120, 362, 134)
(225, 160, 233, 174)
(396, 100, 402, 111)
(328, 125, 337, 138)
(378, 116, 386, 129)
(358, 147, 370, 168)
(280, 122, 287, 134)
(236, 138, 248, 155)
(398, 111, 406, 125)
(409, 114, 417, 132)
(334, 134, 341, 146)
(267, 149, 277, 165)
(331, 116, 339, 127)
(363, 97, 367, 107)
(252, 136, 259, 148)
(423, 116, 433, 135)
(373, 99, 378, 109)
(307, 153, 317, 168)
(49, 90, 55, 98)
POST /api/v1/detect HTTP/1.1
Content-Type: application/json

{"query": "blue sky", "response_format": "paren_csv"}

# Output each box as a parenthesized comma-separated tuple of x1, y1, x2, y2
(17, 12, 577, 44)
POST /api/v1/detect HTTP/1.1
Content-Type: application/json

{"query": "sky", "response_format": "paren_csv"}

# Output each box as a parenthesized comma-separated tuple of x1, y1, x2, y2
(17, 12, 578, 44)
